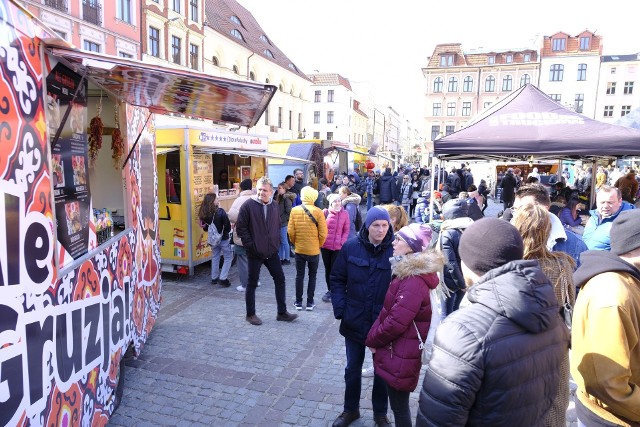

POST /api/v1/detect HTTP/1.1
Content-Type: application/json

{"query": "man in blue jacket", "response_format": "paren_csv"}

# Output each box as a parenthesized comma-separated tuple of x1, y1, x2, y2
(583, 185, 635, 251)
(330, 206, 394, 427)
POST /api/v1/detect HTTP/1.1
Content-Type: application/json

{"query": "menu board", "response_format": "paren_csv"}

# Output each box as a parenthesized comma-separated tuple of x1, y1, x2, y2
(191, 153, 214, 262)
(48, 62, 90, 262)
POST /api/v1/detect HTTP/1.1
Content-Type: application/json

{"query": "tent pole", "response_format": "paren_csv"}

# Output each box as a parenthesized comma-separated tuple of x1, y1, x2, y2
(429, 156, 436, 222)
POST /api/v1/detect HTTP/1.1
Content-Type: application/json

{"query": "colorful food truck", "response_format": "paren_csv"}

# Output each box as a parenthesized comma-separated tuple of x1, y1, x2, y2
(0, 1, 274, 425)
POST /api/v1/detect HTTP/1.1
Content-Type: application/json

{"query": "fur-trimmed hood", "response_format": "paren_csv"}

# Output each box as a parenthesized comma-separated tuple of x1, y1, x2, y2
(390, 250, 444, 280)
(283, 191, 297, 201)
(341, 192, 361, 206)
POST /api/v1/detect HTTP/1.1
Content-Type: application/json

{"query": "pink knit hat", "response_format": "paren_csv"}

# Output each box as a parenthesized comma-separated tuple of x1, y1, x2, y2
(396, 223, 433, 253)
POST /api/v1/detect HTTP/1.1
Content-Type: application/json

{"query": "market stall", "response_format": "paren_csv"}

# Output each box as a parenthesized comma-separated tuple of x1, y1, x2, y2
(0, 1, 275, 425)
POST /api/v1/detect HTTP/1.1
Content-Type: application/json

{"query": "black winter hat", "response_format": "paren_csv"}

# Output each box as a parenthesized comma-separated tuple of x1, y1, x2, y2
(459, 217, 524, 275)
(442, 199, 469, 220)
(611, 210, 640, 256)
(240, 178, 252, 191)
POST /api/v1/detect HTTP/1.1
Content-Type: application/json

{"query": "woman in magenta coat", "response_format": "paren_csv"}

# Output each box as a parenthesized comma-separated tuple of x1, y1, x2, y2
(320, 193, 351, 303)
(365, 223, 444, 427)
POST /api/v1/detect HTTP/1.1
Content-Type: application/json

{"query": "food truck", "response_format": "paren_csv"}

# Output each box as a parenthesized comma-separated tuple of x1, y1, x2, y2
(0, 1, 275, 425)
(155, 124, 309, 275)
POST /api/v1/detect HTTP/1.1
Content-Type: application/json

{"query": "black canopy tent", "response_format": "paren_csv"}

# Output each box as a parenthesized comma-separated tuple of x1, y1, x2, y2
(433, 84, 640, 162)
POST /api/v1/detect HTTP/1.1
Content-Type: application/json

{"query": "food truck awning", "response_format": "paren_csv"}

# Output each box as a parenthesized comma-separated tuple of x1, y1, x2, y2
(47, 47, 276, 128)
(193, 147, 312, 163)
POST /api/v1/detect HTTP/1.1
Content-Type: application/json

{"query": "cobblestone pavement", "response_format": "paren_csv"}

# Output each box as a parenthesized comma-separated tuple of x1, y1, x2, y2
(109, 198, 577, 427)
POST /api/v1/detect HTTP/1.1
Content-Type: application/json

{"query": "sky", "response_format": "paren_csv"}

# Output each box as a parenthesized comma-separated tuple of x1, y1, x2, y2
(236, 0, 640, 127)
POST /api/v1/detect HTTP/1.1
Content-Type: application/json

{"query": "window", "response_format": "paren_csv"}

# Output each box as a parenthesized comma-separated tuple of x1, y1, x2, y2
(327, 111, 334, 124)
(485, 76, 495, 92)
(580, 36, 590, 50)
(171, 36, 181, 64)
(624, 81, 634, 94)
(431, 125, 440, 140)
(524, 53, 531, 62)
(149, 27, 160, 57)
(190, 0, 198, 22)
(189, 44, 198, 70)
(445, 125, 455, 135)
(312, 132, 320, 139)
(432, 103, 441, 116)
(622, 106, 632, 116)
(288, 111, 292, 130)
(264, 49, 274, 59)
(574, 94, 584, 113)
(314, 90, 321, 102)
(448, 77, 458, 92)
(447, 102, 456, 116)
(577, 64, 587, 81)
(606, 82, 616, 95)
(232, 65, 239, 74)
(264, 108, 269, 125)
(278, 107, 282, 128)
(53, 29, 67, 40)
(83, 40, 100, 52)
(212, 56, 219, 66)
(552, 38, 566, 51)
(313, 111, 320, 123)
(118, 52, 133, 58)
(505, 54, 513, 64)
(549, 64, 564, 81)
(488, 56, 495, 65)
(483, 102, 492, 109)
(611, 67, 617, 74)
(260, 35, 270, 44)
(231, 29, 244, 41)
(230, 15, 241, 25)
(520, 74, 531, 87)
(116, 0, 132, 24)
(440, 54, 454, 67)
(328, 90, 334, 102)
(462, 102, 471, 116)
(327, 132, 334, 140)
(502, 75, 513, 91)
(463, 76, 473, 92)
(172, 0, 180, 13)
(298, 113, 302, 132)
(249, 71, 255, 81)
(604, 106, 614, 117)
(433, 77, 443, 93)
(549, 94, 561, 102)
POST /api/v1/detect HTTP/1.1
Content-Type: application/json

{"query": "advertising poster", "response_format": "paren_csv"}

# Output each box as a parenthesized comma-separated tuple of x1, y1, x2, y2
(47, 62, 91, 262)
(191, 153, 213, 260)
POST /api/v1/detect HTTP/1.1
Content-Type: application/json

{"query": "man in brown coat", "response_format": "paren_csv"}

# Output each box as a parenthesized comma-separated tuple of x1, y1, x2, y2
(615, 169, 638, 203)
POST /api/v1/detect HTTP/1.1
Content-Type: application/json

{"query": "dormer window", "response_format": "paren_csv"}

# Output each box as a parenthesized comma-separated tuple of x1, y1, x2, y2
(230, 15, 242, 26)
(505, 54, 513, 64)
(524, 53, 531, 62)
(260, 34, 271, 45)
(230, 29, 244, 41)
(264, 49, 274, 59)
(440, 54, 454, 67)
(552, 38, 566, 51)
(487, 56, 495, 65)
(288, 63, 298, 72)
(580, 36, 590, 50)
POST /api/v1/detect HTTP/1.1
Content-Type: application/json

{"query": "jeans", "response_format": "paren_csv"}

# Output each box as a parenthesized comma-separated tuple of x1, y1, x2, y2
(211, 238, 232, 280)
(366, 192, 373, 211)
(343, 337, 388, 414)
(295, 253, 319, 304)
(278, 226, 290, 261)
(386, 386, 412, 427)
(444, 288, 466, 315)
(320, 248, 339, 292)
(234, 245, 248, 288)
(246, 253, 287, 316)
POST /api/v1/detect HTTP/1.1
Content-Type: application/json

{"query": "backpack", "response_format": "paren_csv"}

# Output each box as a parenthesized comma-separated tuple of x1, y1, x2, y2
(292, 192, 302, 208)
(354, 208, 363, 232)
(207, 210, 223, 247)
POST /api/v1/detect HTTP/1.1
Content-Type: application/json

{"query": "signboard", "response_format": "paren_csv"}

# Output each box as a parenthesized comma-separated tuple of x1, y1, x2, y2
(191, 153, 214, 261)
(190, 130, 267, 151)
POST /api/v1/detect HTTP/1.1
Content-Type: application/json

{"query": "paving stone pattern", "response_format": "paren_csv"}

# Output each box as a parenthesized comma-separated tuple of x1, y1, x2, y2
(108, 197, 577, 427)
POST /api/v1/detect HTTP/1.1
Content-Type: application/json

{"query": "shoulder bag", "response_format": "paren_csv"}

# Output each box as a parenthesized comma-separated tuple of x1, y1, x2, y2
(301, 205, 318, 227)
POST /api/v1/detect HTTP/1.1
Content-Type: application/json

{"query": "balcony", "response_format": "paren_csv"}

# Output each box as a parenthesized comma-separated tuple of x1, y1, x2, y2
(45, 0, 68, 12)
(82, 1, 102, 26)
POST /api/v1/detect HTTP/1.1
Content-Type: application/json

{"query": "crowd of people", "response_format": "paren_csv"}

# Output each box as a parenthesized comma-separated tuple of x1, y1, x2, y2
(195, 162, 639, 427)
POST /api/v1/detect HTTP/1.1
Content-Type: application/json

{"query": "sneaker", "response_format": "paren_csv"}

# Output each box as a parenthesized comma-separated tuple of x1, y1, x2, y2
(282, 259, 291, 265)
(246, 315, 262, 326)
(306, 301, 316, 311)
(236, 285, 246, 292)
(219, 279, 231, 287)
(332, 411, 360, 427)
(322, 291, 331, 303)
(361, 366, 374, 377)
(211, 278, 219, 285)
(276, 311, 298, 322)
(293, 301, 303, 311)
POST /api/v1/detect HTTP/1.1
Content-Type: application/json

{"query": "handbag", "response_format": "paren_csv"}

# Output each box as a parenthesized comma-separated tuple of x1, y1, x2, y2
(412, 320, 430, 364)
(207, 211, 223, 248)
(557, 264, 573, 345)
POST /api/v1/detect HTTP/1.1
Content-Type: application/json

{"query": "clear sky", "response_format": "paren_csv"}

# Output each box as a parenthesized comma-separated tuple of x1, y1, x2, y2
(236, 0, 640, 128)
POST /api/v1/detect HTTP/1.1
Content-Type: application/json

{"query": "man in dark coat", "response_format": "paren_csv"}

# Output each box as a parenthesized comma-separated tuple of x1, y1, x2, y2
(330, 206, 394, 427)
(236, 177, 299, 326)
(378, 167, 397, 205)
(499, 167, 518, 209)
(445, 166, 461, 198)
(416, 218, 568, 427)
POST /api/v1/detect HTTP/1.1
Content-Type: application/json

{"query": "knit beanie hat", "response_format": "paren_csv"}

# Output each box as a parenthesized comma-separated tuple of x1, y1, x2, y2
(240, 178, 252, 191)
(327, 193, 341, 207)
(611, 210, 640, 255)
(397, 223, 433, 253)
(301, 186, 319, 204)
(364, 206, 391, 229)
(459, 217, 524, 274)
